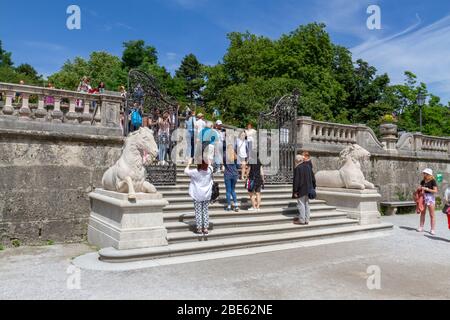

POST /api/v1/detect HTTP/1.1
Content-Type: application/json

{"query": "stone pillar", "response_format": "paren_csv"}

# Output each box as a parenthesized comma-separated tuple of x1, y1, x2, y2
(2, 91, 15, 115)
(379, 123, 398, 150)
(88, 189, 169, 250)
(51, 97, 64, 123)
(297, 116, 313, 145)
(18, 93, 31, 120)
(35, 95, 48, 121)
(101, 97, 121, 128)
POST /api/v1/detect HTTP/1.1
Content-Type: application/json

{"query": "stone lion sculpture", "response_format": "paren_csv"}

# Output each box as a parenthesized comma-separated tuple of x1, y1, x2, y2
(102, 127, 158, 199)
(315, 144, 375, 190)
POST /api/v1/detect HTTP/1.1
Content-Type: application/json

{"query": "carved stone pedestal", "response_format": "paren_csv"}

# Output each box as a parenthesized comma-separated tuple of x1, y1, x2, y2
(88, 189, 169, 250)
(316, 187, 382, 225)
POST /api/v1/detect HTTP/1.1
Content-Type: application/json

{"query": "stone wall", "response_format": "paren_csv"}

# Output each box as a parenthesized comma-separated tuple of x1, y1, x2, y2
(297, 117, 450, 202)
(0, 122, 123, 247)
(0, 82, 124, 247)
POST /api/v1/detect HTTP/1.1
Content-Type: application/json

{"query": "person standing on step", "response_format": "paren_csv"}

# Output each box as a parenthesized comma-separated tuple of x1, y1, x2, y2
(236, 131, 249, 180)
(417, 168, 438, 235)
(292, 154, 316, 225)
(185, 158, 213, 236)
(247, 157, 265, 212)
(224, 144, 240, 212)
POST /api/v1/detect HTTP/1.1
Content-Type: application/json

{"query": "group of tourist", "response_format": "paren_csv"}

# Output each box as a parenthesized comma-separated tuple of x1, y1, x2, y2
(184, 120, 450, 237)
(184, 112, 317, 235)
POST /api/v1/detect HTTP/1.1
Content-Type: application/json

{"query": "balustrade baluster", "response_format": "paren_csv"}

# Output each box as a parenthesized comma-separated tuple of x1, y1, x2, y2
(51, 97, 63, 123)
(35, 95, 47, 121)
(66, 98, 79, 123)
(2, 91, 15, 115)
(81, 98, 92, 125)
(18, 93, 31, 120)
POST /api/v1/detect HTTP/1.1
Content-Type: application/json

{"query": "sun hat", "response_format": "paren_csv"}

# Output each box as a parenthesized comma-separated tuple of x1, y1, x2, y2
(422, 168, 433, 176)
(197, 113, 204, 118)
(216, 120, 223, 126)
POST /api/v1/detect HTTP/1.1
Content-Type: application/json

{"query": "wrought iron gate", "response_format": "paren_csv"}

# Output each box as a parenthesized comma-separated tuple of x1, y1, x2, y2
(258, 90, 299, 184)
(126, 69, 179, 186)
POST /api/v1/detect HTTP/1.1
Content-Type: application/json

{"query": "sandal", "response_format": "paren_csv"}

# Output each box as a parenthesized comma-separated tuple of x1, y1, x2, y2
(196, 228, 203, 235)
(203, 228, 209, 235)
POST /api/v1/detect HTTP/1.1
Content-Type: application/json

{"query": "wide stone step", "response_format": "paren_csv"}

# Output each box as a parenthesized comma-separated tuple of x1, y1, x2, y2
(167, 218, 359, 244)
(156, 183, 293, 190)
(164, 193, 297, 204)
(162, 205, 336, 222)
(163, 199, 325, 212)
(98, 223, 394, 262)
(165, 211, 348, 232)
(161, 188, 293, 198)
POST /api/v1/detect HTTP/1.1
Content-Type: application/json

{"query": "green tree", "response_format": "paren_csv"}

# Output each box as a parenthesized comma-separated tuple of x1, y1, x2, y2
(175, 54, 205, 103)
(122, 40, 158, 70)
(15, 63, 41, 82)
(0, 40, 13, 67)
(48, 52, 127, 90)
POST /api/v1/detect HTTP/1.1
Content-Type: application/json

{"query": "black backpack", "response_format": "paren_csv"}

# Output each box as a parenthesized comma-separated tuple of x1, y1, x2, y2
(210, 169, 220, 203)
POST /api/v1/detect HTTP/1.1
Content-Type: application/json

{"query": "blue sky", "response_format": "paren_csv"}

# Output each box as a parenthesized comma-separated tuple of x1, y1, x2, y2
(1, 0, 450, 103)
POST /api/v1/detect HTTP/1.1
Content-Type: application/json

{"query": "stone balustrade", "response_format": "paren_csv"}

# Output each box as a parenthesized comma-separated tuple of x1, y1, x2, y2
(310, 121, 358, 145)
(0, 82, 123, 128)
(297, 116, 450, 158)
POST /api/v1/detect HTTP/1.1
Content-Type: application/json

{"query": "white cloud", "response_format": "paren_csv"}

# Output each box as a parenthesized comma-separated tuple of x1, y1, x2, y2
(22, 41, 65, 51)
(351, 14, 450, 103)
(166, 52, 177, 60)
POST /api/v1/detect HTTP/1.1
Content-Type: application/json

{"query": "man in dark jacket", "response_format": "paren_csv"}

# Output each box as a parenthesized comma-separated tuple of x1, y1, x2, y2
(292, 154, 316, 225)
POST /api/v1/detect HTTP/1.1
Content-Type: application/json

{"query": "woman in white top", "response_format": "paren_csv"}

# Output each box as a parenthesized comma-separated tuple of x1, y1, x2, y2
(236, 131, 248, 180)
(185, 158, 213, 235)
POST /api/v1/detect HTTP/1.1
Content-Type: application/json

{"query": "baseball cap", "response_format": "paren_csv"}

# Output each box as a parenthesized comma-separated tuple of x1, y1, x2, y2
(216, 120, 223, 126)
(422, 168, 433, 176)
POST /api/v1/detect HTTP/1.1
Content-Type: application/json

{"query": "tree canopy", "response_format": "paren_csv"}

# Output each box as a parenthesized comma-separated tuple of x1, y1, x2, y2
(0, 23, 449, 136)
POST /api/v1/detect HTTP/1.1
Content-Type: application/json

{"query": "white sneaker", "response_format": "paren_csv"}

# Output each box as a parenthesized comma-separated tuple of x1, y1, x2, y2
(248, 207, 256, 212)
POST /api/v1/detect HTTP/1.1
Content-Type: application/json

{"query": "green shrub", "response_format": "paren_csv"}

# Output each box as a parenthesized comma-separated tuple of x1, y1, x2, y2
(0, 244, 4, 251)
(46, 240, 55, 246)
(11, 239, 20, 248)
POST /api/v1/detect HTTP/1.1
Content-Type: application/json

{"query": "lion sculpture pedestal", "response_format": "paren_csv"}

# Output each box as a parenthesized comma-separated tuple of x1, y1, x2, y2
(88, 189, 169, 250)
(88, 127, 169, 251)
(316, 188, 381, 225)
(315, 145, 382, 225)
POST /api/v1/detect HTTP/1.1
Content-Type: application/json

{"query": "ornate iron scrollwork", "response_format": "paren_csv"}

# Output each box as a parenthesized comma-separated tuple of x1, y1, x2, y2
(126, 69, 179, 186)
(258, 90, 299, 184)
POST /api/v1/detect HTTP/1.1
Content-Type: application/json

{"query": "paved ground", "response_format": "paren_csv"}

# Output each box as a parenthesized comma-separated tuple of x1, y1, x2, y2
(0, 214, 449, 300)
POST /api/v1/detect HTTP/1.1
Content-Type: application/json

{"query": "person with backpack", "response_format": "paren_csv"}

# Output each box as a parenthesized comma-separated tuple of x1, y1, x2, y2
(130, 102, 143, 133)
(293, 154, 316, 225)
(185, 158, 213, 236)
(417, 168, 438, 235)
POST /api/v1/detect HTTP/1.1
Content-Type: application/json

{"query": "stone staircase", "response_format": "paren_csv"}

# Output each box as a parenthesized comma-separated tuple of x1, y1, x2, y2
(99, 166, 393, 262)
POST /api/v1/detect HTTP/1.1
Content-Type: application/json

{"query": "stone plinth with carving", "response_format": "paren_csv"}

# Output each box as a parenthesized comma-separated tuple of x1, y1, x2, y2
(88, 189, 169, 250)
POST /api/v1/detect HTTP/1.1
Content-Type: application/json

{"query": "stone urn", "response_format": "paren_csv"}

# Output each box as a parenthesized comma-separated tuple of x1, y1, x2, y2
(379, 123, 398, 150)
(380, 123, 398, 139)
